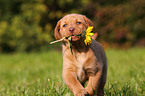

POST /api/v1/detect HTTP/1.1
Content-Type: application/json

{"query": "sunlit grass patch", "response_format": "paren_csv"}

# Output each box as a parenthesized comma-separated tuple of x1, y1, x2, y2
(0, 48, 145, 95)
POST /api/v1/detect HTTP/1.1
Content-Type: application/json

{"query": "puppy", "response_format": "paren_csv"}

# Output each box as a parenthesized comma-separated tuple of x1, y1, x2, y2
(54, 14, 107, 96)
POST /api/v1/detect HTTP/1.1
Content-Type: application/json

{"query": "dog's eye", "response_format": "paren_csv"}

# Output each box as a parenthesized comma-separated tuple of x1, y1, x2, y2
(63, 24, 67, 27)
(76, 22, 81, 25)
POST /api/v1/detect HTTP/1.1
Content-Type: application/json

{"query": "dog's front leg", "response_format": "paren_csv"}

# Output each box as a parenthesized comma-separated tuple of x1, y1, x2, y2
(86, 69, 102, 96)
(63, 69, 88, 96)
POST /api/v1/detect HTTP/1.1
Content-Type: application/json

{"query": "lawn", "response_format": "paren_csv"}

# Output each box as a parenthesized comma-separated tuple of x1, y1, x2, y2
(0, 48, 145, 96)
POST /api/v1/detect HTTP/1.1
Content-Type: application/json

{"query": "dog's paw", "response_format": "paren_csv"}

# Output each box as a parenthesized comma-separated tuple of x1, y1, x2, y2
(74, 89, 89, 96)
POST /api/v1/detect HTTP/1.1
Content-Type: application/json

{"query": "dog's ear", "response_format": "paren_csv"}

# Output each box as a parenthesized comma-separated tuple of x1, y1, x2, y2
(83, 15, 98, 40)
(54, 20, 62, 40)
(83, 15, 94, 27)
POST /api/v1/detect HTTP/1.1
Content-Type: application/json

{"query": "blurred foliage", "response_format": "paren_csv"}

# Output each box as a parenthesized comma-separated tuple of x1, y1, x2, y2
(0, 0, 144, 52)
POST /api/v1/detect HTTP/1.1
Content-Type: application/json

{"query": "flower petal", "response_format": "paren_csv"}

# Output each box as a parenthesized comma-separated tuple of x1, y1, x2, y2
(84, 26, 94, 45)
(86, 26, 93, 33)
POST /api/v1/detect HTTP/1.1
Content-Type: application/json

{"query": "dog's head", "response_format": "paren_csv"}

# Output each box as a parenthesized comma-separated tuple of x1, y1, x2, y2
(54, 14, 94, 41)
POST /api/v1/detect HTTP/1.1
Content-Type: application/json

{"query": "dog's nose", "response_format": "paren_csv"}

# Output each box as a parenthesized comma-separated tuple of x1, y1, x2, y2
(69, 27, 75, 33)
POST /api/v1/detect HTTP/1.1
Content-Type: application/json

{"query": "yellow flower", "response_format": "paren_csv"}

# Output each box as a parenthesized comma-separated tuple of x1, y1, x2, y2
(84, 26, 94, 45)
(86, 26, 93, 33)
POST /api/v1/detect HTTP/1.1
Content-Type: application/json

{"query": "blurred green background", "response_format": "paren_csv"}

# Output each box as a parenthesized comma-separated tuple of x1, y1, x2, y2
(0, 0, 145, 53)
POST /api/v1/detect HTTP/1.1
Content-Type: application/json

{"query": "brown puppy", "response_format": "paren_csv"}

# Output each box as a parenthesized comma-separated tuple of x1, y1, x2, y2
(54, 14, 107, 96)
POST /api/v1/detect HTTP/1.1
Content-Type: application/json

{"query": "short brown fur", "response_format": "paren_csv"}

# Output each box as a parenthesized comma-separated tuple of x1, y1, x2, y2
(54, 14, 107, 96)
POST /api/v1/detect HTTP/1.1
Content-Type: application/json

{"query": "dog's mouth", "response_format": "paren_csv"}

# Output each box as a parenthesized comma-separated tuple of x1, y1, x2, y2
(68, 28, 82, 39)
(71, 34, 81, 37)
(66, 34, 81, 41)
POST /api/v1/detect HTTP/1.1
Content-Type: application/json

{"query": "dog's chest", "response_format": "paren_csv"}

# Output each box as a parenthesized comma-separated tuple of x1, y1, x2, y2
(74, 52, 97, 82)
(75, 52, 86, 67)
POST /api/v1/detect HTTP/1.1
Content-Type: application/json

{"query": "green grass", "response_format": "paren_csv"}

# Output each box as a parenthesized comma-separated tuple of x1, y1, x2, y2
(0, 48, 145, 96)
